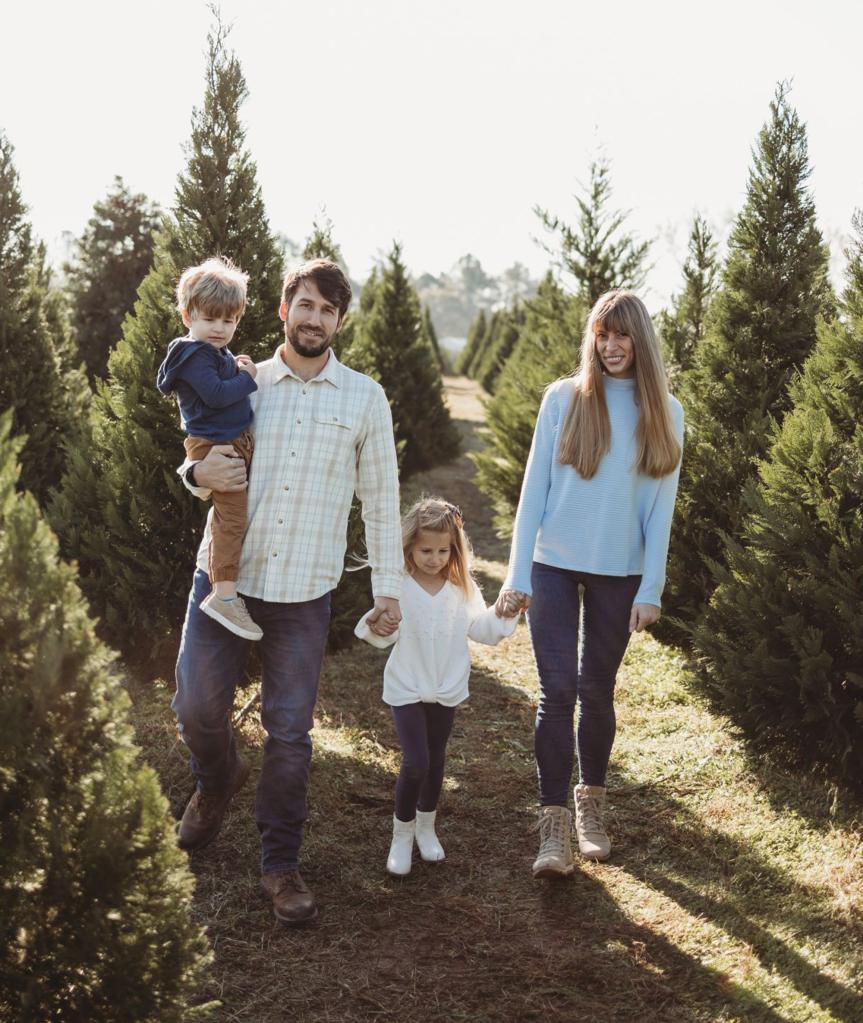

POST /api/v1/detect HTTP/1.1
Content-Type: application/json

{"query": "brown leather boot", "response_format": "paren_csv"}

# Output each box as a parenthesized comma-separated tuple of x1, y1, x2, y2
(177, 754, 250, 851)
(261, 869, 318, 926)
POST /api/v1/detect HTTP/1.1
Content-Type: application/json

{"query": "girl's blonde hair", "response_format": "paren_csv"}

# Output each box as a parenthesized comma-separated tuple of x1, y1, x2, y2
(558, 290, 681, 480)
(402, 497, 472, 600)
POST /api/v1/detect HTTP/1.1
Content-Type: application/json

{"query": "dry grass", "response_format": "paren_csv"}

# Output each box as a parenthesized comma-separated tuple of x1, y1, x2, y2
(130, 377, 863, 1022)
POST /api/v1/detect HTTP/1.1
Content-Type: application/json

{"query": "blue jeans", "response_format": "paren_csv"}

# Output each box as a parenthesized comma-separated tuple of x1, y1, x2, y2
(527, 562, 641, 803)
(172, 569, 331, 874)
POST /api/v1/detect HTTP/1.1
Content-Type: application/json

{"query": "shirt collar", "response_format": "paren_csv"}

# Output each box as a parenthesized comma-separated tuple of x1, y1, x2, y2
(271, 345, 343, 389)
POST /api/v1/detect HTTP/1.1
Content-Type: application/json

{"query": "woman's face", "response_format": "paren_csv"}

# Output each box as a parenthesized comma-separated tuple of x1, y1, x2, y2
(595, 326, 636, 378)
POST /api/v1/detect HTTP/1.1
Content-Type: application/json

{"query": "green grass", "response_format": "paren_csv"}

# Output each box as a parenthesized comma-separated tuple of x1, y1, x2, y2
(129, 377, 863, 1022)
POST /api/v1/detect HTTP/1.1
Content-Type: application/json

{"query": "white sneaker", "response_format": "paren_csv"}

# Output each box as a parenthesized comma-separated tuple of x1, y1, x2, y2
(574, 784, 611, 861)
(415, 809, 445, 862)
(201, 593, 263, 641)
(531, 805, 574, 878)
(387, 816, 415, 876)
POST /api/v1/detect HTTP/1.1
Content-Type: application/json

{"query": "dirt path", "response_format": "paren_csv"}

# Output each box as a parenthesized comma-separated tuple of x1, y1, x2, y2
(137, 377, 863, 1022)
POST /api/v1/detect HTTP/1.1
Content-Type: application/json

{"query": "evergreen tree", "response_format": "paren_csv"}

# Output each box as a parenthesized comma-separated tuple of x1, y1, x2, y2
(535, 157, 650, 307)
(690, 214, 863, 784)
(475, 303, 526, 394)
(466, 308, 502, 382)
(348, 242, 459, 476)
(657, 213, 718, 379)
(422, 304, 444, 370)
(49, 17, 283, 660)
(0, 132, 88, 507)
(64, 176, 161, 380)
(456, 308, 487, 375)
(474, 276, 584, 535)
(0, 416, 213, 1021)
(663, 84, 835, 637)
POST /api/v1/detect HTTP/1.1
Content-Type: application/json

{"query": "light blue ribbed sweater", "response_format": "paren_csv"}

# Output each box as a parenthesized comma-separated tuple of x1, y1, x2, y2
(504, 376, 684, 607)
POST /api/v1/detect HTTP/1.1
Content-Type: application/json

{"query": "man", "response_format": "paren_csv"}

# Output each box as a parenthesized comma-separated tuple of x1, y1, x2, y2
(173, 259, 402, 925)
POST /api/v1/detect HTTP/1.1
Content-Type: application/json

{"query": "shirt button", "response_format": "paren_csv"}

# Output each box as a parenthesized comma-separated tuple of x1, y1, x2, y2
(283, 485, 289, 491)
(278, 518, 283, 524)
(297, 418, 302, 424)
(291, 451, 296, 457)
(272, 552, 278, 558)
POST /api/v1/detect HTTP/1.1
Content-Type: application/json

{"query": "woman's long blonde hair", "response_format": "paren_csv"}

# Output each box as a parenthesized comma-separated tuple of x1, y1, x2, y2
(558, 290, 681, 480)
(402, 497, 473, 600)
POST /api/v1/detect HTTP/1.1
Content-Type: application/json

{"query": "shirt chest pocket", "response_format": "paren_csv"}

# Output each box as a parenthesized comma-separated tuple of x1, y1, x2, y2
(311, 410, 356, 472)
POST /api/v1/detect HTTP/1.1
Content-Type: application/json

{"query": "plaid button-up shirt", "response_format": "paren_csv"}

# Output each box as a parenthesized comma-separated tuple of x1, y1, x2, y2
(186, 346, 403, 603)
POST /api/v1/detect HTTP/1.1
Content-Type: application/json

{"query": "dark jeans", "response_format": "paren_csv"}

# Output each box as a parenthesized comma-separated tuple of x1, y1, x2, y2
(391, 702, 457, 821)
(172, 569, 331, 874)
(527, 561, 641, 803)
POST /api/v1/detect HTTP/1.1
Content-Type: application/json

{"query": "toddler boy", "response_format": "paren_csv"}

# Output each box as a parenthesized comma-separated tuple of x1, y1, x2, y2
(156, 256, 262, 640)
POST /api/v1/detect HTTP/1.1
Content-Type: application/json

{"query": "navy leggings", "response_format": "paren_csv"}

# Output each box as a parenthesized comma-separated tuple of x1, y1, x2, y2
(527, 562, 641, 803)
(391, 702, 457, 822)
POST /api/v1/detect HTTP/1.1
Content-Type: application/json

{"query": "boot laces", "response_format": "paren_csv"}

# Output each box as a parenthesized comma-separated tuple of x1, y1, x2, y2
(533, 810, 567, 857)
(578, 794, 605, 837)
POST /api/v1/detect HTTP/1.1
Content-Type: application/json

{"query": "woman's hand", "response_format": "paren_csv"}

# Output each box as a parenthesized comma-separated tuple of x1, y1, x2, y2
(629, 603, 660, 633)
(495, 588, 530, 618)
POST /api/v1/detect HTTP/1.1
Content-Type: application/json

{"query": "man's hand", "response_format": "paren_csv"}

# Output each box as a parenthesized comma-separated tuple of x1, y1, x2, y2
(629, 603, 660, 633)
(495, 588, 530, 618)
(194, 444, 248, 492)
(366, 596, 402, 637)
(236, 355, 257, 379)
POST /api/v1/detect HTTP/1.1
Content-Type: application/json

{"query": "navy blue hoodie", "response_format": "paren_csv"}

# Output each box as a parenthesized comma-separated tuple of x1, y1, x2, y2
(156, 337, 257, 442)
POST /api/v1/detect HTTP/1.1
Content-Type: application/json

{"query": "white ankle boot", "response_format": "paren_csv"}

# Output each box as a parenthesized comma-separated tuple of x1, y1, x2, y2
(574, 784, 611, 861)
(387, 815, 415, 876)
(415, 809, 445, 862)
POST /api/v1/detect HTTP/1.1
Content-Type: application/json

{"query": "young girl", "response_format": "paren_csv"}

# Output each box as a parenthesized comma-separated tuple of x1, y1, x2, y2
(356, 497, 518, 876)
(497, 290, 684, 879)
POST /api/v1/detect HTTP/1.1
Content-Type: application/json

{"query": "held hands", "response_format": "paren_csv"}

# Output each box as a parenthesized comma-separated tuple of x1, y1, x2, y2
(236, 355, 257, 378)
(495, 588, 530, 619)
(629, 603, 660, 633)
(194, 444, 248, 492)
(366, 596, 402, 637)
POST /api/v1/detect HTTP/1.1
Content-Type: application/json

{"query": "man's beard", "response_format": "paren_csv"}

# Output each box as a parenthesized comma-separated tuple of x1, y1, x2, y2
(287, 324, 333, 358)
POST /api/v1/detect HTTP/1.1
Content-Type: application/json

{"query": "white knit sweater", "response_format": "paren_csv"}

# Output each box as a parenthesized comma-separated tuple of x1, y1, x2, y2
(354, 574, 518, 707)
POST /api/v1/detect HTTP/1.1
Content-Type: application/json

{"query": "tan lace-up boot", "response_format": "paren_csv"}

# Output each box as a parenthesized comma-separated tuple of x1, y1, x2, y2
(531, 805, 574, 878)
(574, 783, 611, 861)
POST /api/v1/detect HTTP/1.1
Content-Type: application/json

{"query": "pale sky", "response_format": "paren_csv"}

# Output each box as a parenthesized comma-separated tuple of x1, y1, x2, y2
(3, 0, 861, 308)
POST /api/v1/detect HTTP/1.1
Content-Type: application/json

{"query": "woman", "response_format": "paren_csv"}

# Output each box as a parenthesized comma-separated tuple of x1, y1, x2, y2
(496, 290, 684, 878)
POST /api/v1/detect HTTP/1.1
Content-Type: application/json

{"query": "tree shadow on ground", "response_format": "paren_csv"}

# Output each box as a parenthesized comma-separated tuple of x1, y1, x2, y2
(607, 768, 863, 1022)
(647, 636, 863, 842)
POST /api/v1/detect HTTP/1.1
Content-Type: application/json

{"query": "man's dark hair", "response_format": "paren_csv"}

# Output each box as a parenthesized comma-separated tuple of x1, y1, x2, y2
(282, 259, 352, 322)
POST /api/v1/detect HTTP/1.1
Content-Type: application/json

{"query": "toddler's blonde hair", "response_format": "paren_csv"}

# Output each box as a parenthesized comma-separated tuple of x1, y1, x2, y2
(176, 255, 249, 320)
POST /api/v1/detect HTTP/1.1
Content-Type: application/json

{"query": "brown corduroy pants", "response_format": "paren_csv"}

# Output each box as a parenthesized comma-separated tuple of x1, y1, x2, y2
(183, 430, 254, 584)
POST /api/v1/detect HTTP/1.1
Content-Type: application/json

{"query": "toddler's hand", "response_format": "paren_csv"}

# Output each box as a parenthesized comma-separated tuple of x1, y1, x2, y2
(236, 355, 257, 379)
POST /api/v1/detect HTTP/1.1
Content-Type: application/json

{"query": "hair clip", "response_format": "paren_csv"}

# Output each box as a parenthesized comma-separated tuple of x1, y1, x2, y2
(445, 502, 464, 528)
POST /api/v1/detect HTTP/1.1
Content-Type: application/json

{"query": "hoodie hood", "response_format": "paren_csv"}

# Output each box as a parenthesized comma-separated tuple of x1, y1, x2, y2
(156, 337, 212, 395)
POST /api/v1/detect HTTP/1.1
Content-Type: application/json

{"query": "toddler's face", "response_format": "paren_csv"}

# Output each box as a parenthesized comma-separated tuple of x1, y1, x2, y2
(410, 529, 452, 581)
(183, 309, 240, 349)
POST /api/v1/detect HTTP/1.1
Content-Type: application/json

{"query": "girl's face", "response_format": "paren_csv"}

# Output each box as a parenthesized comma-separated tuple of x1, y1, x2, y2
(595, 326, 636, 378)
(409, 529, 452, 581)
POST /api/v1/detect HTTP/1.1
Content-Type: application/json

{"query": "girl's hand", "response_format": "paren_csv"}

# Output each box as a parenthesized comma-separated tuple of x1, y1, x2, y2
(495, 588, 530, 618)
(629, 603, 660, 632)
(366, 597, 402, 636)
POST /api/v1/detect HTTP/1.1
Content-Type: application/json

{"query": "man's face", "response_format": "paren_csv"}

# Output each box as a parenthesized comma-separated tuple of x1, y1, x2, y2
(280, 279, 341, 358)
